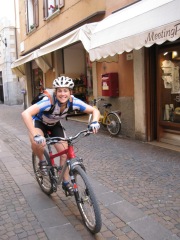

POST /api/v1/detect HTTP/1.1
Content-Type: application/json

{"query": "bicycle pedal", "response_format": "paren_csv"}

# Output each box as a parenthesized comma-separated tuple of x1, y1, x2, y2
(62, 183, 74, 197)
(62, 187, 74, 197)
(64, 190, 74, 197)
(52, 184, 57, 192)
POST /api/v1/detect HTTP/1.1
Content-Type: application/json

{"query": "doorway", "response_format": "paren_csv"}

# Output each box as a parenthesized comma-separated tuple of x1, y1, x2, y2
(145, 45, 157, 141)
(0, 71, 4, 103)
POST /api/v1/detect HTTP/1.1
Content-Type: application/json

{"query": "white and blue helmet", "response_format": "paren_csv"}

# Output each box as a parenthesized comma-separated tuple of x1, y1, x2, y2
(53, 76, 74, 89)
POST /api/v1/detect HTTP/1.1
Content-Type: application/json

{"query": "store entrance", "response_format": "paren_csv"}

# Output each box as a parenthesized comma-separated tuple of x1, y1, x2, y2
(63, 43, 93, 103)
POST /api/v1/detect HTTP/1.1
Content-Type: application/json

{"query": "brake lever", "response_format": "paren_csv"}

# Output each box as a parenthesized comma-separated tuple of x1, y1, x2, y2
(84, 128, 93, 136)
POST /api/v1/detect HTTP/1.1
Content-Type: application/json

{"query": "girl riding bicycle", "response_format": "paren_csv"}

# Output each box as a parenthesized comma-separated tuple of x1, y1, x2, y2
(21, 76, 100, 195)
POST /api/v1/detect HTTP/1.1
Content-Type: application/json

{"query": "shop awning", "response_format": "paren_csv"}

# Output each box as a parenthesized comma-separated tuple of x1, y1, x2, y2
(37, 22, 98, 57)
(11, 51, 38, 77)
(89, 0, 180, 61)
(11, 22, 98, 76)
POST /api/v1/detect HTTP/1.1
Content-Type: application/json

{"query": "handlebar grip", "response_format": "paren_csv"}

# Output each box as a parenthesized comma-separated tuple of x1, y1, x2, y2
(87, 125, 94, 133)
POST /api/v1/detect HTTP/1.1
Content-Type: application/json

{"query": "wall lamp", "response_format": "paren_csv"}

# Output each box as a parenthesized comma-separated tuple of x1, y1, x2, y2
(163, 52, 168, 56)
(0, 34, 7, 47)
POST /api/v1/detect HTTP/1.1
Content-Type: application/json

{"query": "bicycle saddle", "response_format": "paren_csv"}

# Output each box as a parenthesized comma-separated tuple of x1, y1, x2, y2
(103, 103, 112, 108)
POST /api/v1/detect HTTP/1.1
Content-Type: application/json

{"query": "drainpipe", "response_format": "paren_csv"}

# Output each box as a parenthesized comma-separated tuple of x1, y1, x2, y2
(14, 0, 19, 69)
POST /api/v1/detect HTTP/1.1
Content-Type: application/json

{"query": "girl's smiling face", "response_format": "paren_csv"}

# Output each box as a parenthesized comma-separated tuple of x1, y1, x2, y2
(56, 87, 71, 104)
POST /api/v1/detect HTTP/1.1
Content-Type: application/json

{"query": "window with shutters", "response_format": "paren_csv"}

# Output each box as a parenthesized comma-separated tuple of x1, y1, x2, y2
(25, 0, 39, 33)
(43, 0, 64, 18)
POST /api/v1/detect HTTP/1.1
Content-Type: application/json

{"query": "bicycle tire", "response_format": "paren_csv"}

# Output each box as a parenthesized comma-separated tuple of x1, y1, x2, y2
(73, 165, 102, 233)
(106, 112, 121, 135)
(32, 150, 54, 195)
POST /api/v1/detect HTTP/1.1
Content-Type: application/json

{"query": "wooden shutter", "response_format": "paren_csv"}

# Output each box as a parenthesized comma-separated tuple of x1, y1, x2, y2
(43, 0, 48, 18)
(34, 0, 39, 27)
(25, 0, 29, 34)
(59, 0, 64, 8)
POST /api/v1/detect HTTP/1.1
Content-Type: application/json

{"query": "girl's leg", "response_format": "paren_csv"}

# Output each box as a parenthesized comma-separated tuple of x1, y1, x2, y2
(54, 141, 69, 181)
(29, 121, 47, 174)
(29, 128, 45, 161)
(54, 141, 73, 195)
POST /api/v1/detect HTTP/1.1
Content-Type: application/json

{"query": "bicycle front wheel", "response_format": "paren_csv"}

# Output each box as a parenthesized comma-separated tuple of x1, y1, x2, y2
(106, 112, 121, 135)
(32, 150, 54, 195)
(73, 165, 102, 233)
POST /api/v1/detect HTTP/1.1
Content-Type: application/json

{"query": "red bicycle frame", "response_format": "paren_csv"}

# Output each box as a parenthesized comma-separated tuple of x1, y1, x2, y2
(48, 144, 76, 166)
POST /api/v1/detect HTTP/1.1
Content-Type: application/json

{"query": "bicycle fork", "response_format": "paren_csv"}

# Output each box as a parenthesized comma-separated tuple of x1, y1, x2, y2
(66, 145, 86, 199)
(68, 162, 82, 201)
(64, 157, 85, 198)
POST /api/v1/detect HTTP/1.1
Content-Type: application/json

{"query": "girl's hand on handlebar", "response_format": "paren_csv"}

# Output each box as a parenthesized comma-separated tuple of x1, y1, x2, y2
(89, 121, 100, 134)
(34, 135, 46, 146)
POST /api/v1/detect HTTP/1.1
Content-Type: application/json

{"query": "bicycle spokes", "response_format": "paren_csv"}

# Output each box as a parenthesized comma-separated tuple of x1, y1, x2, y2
(106, 113, 121, 135)
(73, 166, 102, 233)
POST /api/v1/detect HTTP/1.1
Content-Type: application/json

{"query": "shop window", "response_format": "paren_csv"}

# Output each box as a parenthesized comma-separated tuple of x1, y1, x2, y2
(43, 0, 64, 18)
(159, 47, 180, 125)
(25, 0, 39, 33)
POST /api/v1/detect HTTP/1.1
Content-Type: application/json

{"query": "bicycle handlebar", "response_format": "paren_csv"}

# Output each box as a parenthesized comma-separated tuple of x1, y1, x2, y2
(92, 98, 104, 106)
(46, 129, 92, 145)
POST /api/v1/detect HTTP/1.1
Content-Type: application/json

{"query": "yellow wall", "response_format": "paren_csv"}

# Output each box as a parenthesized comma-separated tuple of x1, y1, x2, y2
(19, 0, 106, 54)
(94, 0, 136, 98)
(45, 70, 55, 88)
(96, 53, 134, 97)
(18, 0, 136, 98)
(105, 0, 139, 16)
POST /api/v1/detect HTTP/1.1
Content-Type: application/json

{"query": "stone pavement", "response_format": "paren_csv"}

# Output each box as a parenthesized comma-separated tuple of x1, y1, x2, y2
(0, 104, 180, 240)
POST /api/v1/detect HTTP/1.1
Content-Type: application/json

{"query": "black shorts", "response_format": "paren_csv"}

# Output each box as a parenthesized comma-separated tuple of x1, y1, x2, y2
(34, 120, 65, 138)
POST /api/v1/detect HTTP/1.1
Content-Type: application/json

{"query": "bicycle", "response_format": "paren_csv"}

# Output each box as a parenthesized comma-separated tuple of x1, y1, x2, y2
(88, 98, 121, 136)
(32, 128, 102, 234)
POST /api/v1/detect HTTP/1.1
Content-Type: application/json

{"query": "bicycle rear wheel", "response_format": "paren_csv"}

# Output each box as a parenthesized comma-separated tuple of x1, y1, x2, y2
(32, 150, 54, 195)
(73, 165, 102, 233)
(106, 112, 121, 135)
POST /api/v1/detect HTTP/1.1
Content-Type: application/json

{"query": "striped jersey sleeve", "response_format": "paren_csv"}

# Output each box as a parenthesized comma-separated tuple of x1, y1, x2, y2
(72, 96, 89, 111)
(36, 96, 52, 112)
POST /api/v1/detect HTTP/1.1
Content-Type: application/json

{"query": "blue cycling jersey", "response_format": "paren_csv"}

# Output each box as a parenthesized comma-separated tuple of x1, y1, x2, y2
(33, 95, 87, 125)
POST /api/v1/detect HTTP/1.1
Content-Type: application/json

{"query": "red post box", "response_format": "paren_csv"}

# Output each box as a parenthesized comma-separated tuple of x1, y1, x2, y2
(102, 73, 119, 97)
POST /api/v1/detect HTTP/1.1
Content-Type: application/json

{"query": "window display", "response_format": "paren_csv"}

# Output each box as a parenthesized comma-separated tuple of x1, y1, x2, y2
(160, 47, 180, 124)
(73, 75, 87, 102)
(161, 60, 180, 93)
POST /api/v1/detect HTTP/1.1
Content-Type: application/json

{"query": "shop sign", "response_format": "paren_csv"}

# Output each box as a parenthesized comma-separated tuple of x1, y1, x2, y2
(145, 22, 180, 45)
(21, 89, 26, 94)
(175, 94, 180, 103)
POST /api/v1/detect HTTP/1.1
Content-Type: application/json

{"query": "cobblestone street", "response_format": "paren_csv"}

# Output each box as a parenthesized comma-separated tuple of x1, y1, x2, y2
(0, 104, 179, 240)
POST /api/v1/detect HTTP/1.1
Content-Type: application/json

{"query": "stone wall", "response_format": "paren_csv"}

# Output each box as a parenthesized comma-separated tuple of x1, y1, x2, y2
(97, 96, 135, 138)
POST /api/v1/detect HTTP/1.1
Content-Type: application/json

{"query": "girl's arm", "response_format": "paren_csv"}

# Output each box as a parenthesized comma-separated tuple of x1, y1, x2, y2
(21, 104, 40, 137)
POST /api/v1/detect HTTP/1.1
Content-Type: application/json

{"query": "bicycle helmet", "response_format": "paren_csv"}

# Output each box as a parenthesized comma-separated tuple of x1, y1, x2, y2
(53, 76, 74, 89)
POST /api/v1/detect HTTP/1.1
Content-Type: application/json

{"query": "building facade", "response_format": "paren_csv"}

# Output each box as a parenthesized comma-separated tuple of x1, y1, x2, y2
(11, 0, 180, 147)
(89, 0, 180, 146)
(0, 0, 23, 105)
